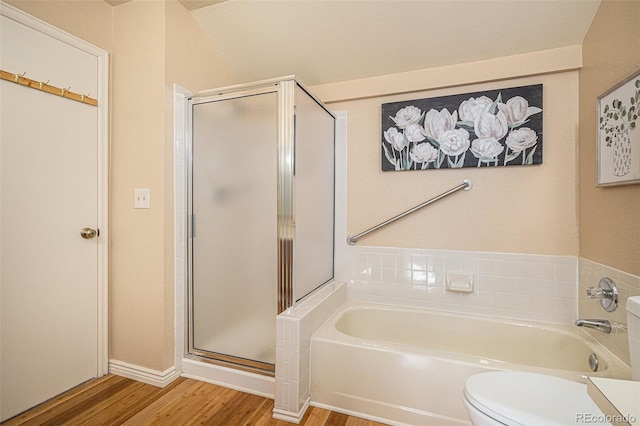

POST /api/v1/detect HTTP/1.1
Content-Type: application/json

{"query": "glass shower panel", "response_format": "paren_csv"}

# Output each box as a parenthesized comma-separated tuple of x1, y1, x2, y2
(191, 92, 278, 367)
(293, 85, 335, 302)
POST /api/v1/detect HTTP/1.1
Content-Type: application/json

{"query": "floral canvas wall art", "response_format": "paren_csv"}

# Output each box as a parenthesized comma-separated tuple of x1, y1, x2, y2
(597, 70, 640, 186)
(381, 84, 543, 171)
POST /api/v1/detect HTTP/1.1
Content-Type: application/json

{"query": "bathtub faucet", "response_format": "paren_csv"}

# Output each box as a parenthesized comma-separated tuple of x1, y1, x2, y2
(575, 319, 611, 333)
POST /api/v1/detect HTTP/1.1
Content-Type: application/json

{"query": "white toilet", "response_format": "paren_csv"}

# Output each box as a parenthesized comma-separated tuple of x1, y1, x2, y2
(462, 295, 640, 426)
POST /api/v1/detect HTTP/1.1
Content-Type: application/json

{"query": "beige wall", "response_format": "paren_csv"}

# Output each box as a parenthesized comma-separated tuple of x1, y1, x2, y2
(313, 51, 581, 255)
(110, 0, 168, 371)
(579, 0, 640, 277)
(5, 0, 113, 52)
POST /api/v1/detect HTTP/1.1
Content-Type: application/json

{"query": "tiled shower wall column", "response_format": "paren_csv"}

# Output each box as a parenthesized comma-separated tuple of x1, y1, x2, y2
(174, 85, 189, 371)
(273, 282, 346, 423)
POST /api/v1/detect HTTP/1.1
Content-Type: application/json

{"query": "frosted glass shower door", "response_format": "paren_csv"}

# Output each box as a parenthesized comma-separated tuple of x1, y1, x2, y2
(190, 92, 278, 368)
(293, 85, 335, 302)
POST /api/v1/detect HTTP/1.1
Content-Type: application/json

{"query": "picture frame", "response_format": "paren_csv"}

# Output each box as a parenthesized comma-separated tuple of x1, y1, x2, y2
(381, 84, 543, 171)
(596, 69, 640, 186)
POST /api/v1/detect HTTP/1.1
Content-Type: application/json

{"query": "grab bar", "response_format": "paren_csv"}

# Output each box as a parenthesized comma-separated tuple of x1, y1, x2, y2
(347, 179, 473, 245)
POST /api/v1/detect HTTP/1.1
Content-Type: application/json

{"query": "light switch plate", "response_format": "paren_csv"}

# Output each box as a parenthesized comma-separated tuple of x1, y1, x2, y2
(134, 188, 150, 209)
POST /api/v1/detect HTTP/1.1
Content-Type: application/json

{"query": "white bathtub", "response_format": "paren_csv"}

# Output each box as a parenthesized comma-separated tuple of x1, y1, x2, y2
(310, 302, 631, 426)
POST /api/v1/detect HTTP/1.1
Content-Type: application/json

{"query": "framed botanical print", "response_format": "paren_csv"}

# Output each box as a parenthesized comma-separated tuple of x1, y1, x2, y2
(597, 69, 640, 186)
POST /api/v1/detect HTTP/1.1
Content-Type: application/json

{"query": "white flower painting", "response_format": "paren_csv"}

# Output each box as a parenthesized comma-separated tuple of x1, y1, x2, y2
(381, 84, 543, 171)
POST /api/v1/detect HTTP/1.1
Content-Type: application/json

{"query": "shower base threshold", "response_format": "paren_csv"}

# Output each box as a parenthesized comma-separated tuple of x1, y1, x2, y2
(181, 357, 275, 399)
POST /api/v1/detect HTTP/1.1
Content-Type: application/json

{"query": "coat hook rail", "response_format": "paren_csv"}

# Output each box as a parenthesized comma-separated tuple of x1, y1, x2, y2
(347, 179, 473, 245)
(0, 69, 97, 106)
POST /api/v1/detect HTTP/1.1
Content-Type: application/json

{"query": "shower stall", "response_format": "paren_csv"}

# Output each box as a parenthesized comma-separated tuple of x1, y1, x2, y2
(186, 77, 335, 374)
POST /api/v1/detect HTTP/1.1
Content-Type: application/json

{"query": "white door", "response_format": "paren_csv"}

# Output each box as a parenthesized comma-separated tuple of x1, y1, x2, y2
(0, 9, 107, 422)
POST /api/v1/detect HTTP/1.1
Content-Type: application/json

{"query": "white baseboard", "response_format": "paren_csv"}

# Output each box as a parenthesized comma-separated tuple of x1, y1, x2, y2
(109, 359, 181, 388)
(273, 398, 310, 424)
(181, 358, 274, 399)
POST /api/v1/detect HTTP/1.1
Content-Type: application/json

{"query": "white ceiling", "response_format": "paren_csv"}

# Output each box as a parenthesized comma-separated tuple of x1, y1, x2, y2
(191, 0, 601, 86)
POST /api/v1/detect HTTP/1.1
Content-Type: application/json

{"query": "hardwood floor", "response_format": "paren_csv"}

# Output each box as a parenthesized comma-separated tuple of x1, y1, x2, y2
(2, 375, 387, 426)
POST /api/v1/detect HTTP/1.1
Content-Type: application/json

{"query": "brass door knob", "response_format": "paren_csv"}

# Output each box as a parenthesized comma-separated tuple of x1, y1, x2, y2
(80, 228, 98, 239)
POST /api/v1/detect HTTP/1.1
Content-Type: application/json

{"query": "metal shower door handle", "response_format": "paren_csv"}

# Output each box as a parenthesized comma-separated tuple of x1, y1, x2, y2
(80, 228, 98, 239)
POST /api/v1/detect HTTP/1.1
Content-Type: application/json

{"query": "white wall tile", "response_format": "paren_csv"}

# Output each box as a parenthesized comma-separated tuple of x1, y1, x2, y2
(380, 268, 397, 283)
(496, 260, 516, 277)
(535, 279, 556, 297)
(478, 259, 497, 276)
(476, 275, 497, 292)
(496, 276, 516, 294)
(515, 261, 535, 279)
(555, 297, 577, 317)
(274, 281, 347, 416)
(534, 262, 556, 280)
(555, 263, 577, 282)
(515, 295, 536, 312)
(556, 281, 577, 299)
(336, 245, 579, 325)
(173, 87, 189, 368)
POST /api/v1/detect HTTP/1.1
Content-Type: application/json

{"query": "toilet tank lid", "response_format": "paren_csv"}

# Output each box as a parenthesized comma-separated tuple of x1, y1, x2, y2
(628, 296, 640, 317)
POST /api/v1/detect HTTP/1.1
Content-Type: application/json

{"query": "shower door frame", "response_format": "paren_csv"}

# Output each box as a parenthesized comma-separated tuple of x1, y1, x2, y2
(185, 78, 296, 374)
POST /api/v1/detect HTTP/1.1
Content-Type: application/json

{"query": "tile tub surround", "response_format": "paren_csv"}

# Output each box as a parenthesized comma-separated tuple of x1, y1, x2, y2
(274, 281, 347, 423)
(579, 258, 640, 367)
(335, 245, 579, 325)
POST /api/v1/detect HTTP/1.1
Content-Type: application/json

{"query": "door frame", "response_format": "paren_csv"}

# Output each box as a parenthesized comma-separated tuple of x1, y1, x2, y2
(0, 2, 109, 376)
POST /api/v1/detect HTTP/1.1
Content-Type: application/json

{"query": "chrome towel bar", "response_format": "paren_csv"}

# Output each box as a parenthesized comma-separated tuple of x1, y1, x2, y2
(347, 179, 473, 245)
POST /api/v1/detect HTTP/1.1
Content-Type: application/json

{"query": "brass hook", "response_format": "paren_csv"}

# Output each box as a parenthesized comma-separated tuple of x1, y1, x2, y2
(39, 80, 49, 90)
(61, 86, 71, 96)
(14, 72, 26, 82)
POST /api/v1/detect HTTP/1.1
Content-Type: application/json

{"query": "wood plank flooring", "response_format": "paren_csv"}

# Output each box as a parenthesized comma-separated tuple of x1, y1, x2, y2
(2, 375, 387, 426)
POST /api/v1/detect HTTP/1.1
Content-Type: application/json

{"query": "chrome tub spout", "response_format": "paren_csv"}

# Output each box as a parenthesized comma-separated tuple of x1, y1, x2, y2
(575, 319, 611, 333)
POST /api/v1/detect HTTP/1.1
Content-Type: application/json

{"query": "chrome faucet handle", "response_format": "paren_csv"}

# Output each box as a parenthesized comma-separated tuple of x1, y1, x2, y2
(586, 287, 604, 299)
(586, 277, 618, 312)
(586, 287, 614, 299)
